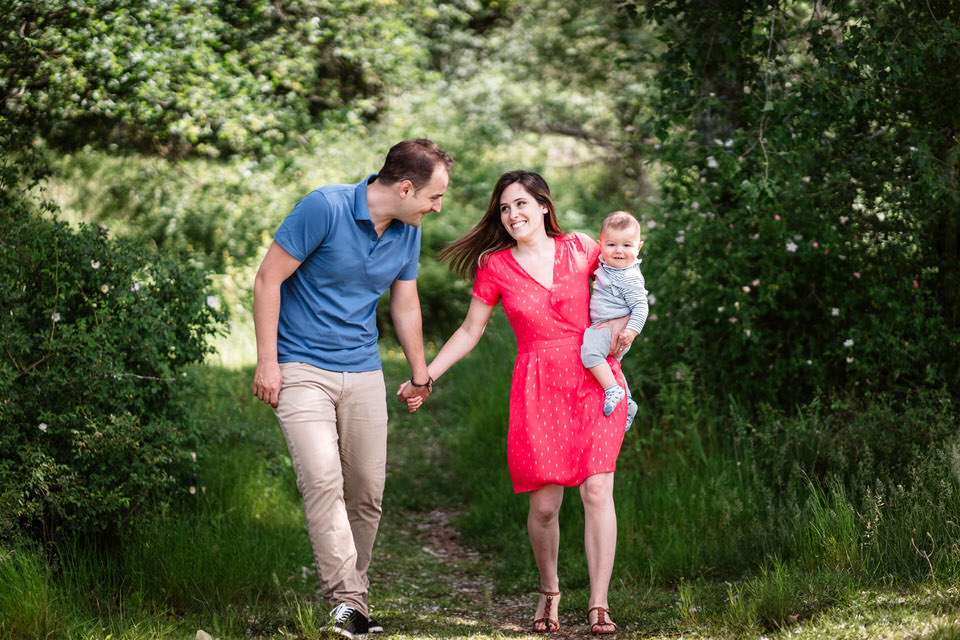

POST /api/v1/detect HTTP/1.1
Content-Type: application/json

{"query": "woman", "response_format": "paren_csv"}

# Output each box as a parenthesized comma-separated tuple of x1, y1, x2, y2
(399, 170, 628, 634)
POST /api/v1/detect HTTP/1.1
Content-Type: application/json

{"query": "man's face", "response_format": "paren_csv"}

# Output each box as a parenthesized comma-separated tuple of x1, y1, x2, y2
(397, 165, 449, 226)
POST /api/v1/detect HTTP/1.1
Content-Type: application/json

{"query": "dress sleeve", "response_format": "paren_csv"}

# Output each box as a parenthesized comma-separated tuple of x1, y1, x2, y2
(572, 232, 601, 273)
(471, 256, 501, 305)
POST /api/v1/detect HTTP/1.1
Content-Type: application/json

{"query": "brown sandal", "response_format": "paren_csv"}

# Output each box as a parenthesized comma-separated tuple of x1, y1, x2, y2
(532, 586, 561, 633)
(589, 606, 617, 635)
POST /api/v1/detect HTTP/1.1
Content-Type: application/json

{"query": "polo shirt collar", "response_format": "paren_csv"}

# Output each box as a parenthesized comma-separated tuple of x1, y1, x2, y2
(352, 175, 376, 224)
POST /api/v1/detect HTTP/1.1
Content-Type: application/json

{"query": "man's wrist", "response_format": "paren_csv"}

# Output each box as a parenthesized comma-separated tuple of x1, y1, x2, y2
(409, 376, 433, 389)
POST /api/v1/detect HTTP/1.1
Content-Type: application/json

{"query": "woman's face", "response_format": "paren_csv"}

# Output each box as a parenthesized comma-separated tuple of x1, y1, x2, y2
(499, 182, 547, 242)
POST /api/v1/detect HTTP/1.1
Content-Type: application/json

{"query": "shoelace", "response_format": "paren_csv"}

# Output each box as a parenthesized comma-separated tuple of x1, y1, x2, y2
(331, 603, 357, 624)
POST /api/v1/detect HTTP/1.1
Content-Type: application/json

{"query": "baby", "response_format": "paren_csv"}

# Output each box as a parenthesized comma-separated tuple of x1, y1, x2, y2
(581, 211, 648, 430)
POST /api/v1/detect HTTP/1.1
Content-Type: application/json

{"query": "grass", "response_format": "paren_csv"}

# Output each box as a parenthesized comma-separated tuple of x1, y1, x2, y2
(2, 328, 960, 638)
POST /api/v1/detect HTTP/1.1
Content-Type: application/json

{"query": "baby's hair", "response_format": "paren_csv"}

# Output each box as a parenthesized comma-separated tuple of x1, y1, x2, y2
(600, 210, 642, 237)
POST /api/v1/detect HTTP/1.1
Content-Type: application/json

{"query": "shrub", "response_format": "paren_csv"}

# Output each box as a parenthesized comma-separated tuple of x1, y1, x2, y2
(0, 202, 226, 542)
(630, 0, 960, 408)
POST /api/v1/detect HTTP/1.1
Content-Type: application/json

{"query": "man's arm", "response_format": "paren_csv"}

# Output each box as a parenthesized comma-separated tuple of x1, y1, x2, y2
(390, 278, 431, 407)
(252, 241, 302, 408)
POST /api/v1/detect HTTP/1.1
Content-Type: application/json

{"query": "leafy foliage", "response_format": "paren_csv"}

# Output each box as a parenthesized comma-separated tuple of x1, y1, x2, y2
(2, 0, 430, 157)
(0, 199, 226, 541)
(625, 0, 960, 407)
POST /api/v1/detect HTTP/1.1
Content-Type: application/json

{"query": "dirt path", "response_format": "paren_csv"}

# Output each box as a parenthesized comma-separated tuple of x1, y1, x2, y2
(375, 508, 606, 640)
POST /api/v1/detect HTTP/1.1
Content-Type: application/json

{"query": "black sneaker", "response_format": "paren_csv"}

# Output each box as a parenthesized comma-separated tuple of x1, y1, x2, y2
(367, 618, 384, 634)
(329, 603, 369, 639)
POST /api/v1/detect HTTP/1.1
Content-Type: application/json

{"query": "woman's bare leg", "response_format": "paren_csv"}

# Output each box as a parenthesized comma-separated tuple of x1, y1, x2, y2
(580, 472, 617, 631)
(528, 485, 564, 629)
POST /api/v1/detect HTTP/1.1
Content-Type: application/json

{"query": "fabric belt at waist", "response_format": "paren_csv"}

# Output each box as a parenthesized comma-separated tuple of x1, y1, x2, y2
(517, 336, 581, 354)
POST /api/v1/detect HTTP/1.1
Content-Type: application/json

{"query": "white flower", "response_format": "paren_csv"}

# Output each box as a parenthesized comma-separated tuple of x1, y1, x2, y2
(801, 176, 811, 182)
(101, 284, 109, 293)
(786, 241, 798, 252)
(846, 356, 855, 363)
(189, 486, 197, 495)
(742, 286, 751, 293)
(205, 295, 219, 309)
(38, 422, 48, 433)
(744, 329, 752, 337)
(839, 216, 849, 224)
(832, 308, 840, 316)
(724, 139, 734, 148)
(90, 260, 100, 269)
(191, 451, 197, 463)
(843, 339, 854, 348)
(646, 220, 657, 229)
(51, 312, 61, 322)
(647, 294, 656, 305)
(131, 281, 141, 292)
(675, 235, 685, 244)
(706, 156, 719, 169)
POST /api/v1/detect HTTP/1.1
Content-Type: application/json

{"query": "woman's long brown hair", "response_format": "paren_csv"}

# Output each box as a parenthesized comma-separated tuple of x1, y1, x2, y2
(438, 170, 563, 280)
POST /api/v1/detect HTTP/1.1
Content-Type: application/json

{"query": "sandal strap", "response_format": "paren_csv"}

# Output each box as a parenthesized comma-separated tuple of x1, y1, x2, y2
(534, 587, 561, 632)
(589, 606, 617, 633)
(537, 586, 560, 620)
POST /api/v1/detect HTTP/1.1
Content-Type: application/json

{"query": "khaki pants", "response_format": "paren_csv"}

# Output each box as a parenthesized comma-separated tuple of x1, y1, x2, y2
(274, 362, 388, 617)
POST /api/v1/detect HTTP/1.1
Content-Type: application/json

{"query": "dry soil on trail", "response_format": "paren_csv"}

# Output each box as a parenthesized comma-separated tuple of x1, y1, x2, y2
(374, 509, 616, 640)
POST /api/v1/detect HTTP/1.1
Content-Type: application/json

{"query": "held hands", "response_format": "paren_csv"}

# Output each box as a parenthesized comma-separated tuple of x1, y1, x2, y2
(396, 377, 432, 413)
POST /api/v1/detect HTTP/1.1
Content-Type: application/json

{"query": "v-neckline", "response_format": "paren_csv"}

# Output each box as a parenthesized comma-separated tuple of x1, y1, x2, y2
(508, 237, 557, 291)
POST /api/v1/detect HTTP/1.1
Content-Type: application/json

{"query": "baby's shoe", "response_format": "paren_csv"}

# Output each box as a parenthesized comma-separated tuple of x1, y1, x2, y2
(603, 385, 625, 416)
(625, 397, 638, 432)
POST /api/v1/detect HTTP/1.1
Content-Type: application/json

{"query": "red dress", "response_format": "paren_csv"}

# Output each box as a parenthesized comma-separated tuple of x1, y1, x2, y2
(472, 233, 627, 493)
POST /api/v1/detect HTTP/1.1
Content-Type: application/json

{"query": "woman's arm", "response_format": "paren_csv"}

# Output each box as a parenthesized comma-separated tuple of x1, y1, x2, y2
(397, 297, 496, 408)
(428, 297, 496, 380)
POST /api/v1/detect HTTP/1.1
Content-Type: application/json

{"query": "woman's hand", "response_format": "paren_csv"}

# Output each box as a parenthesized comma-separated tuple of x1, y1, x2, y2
(595, 315, 631, 357)
(396, 379, 430, 413)
(613, 328, 638, 355)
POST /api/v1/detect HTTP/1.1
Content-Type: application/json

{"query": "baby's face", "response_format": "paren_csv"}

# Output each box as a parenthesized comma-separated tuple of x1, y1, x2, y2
(599, 226, 642, 269)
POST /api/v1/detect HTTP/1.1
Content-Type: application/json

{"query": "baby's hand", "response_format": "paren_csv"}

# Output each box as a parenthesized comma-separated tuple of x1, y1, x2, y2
(405, 396, 424, 413)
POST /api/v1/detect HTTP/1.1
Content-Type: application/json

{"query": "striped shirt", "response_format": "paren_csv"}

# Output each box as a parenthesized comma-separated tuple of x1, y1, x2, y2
(589, 258, 649, 335)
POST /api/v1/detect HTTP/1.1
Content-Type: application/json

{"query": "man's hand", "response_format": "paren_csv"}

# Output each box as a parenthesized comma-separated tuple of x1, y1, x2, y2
(252, 361, 283, 408)
(396, 379, 431, 413)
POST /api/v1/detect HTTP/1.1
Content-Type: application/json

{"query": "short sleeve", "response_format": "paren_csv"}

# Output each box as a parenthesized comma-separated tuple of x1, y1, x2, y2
(395, 231, 421, 281)
(274, 190, 334, 261)
(471, 257, 501, 305)
(572, 232, 601, 273)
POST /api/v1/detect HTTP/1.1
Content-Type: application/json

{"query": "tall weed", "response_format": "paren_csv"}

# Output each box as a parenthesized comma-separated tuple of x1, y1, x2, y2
(0, 545, 59, 640)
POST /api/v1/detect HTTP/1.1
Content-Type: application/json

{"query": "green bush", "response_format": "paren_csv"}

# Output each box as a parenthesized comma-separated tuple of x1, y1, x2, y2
(0, 203, 226, 542)
(630, 0, 960, 408)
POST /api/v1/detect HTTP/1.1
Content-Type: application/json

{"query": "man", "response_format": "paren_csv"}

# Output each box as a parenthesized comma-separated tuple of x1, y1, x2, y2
(252, 139, 452, 638)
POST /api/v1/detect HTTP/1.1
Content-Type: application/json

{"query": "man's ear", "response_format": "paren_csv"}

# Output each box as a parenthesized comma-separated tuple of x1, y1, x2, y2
(398, 179, 414, 199)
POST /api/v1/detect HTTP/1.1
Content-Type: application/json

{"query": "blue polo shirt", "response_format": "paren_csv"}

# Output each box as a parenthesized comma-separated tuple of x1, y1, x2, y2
(273, 176, 421, 372)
